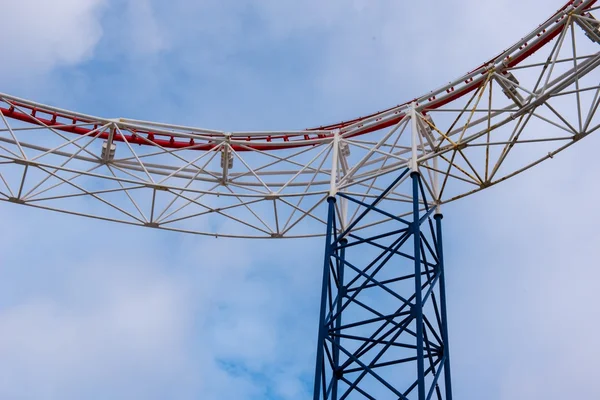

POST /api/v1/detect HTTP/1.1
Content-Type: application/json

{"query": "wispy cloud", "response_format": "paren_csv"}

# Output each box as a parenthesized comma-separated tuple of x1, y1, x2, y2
(0, 0, 598, 399)
(0, 0, 106, 80)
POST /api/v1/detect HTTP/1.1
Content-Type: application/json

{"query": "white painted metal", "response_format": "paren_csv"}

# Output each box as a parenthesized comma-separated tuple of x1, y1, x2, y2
(0, 0, 597, 238)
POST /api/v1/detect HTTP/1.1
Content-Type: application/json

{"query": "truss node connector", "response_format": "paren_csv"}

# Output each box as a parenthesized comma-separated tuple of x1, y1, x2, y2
(220, 146, 233, 169)
(265, 193, 279, 200)
(497, 72, 524, 106)
(101, 140, 116, 162)
(339, 141, 350, 157)
(7, 197, 24, 204)
(578, 13, 600, 43)
(149, 184, 169, 191)
(423, 114, 434, 133)
(144, 222, 159, 228)
(220, 136, 233, 186)
(418, 113, 437, 149)
(454, 142, 468, 151)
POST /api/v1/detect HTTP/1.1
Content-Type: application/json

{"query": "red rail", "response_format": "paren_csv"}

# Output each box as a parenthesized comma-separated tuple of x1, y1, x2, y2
(0, 0, 593, 151)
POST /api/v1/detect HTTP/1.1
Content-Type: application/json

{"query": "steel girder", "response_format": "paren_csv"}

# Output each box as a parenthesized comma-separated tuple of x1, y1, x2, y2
(314, 169, 451, 400)
(0, 2, 597, 238)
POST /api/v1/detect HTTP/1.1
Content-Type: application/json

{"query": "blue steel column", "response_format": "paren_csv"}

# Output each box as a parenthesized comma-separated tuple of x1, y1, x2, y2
(435, 213, 452, 400)
(412, 171, 425, 400)
(313, 197, 336, 400)
(331, 237, 347, 400)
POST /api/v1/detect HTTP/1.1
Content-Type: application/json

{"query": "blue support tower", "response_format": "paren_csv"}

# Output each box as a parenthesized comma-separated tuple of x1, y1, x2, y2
(313, 168, 452, 400)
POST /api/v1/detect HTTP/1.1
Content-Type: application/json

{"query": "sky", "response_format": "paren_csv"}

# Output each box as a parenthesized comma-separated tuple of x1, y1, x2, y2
(0, 0, 599, 399)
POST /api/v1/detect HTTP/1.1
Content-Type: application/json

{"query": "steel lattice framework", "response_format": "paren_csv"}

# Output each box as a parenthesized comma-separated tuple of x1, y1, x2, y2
(1, 1, 599, 399)
(313, 171, 452, 399)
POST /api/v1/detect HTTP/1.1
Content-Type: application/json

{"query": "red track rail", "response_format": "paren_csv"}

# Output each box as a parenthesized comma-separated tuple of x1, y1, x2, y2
(0, 0, 594, 151)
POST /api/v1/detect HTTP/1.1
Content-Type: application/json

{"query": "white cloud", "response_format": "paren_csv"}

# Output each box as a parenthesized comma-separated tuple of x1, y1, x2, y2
(0, 0, 106, 77)
(0, 257, 194, 399)
(0, 204, 319, 399)
(123, 0, 168, 55)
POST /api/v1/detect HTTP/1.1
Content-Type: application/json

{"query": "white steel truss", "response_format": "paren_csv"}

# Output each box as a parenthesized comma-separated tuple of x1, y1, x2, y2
(0, 0, 598, 238)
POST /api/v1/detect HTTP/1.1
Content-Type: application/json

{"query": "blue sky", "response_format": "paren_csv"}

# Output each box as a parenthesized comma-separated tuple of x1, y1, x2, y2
(0, 0, 599, 399)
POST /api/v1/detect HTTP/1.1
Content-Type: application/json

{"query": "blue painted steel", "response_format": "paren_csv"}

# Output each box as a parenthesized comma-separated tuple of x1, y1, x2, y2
(435, 214, 453, 400)
(412, 171, 426, 400)
(336, 168, 410, 240)
(331, 237, 347, 400)
(313, 197, 336, 400)
(313, 168, 452, 399)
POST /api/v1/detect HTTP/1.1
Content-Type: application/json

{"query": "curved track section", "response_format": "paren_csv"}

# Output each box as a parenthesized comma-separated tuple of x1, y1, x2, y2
(0, 0, 598, 238)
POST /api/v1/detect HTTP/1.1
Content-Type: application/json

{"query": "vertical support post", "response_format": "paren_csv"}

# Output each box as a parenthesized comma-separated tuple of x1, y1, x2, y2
(331, 238, 347, 400)
(411, 102, 425, 400)
(329, 130, 340, 198)
(410, 104, 419, 172)
(313, 197, 336, 400)
(412, 171, 425, 400)
(435, 213, 453, 400)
